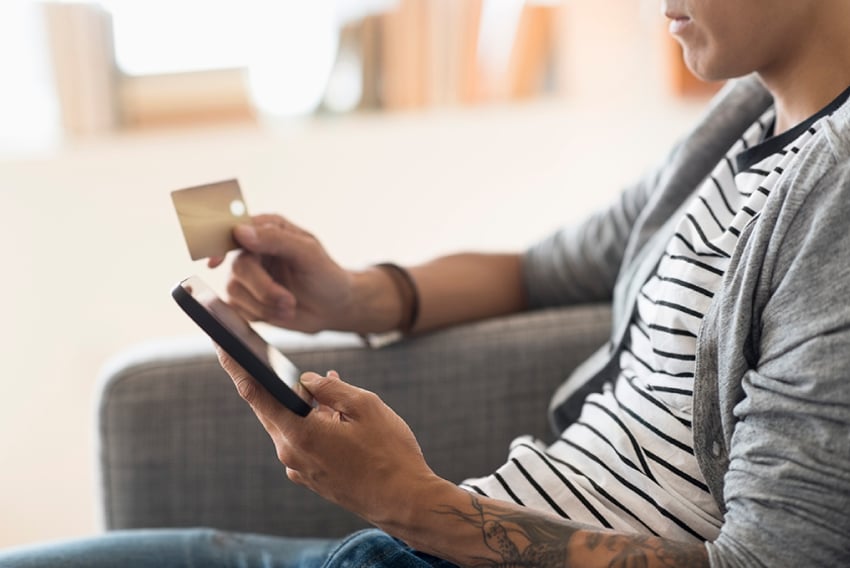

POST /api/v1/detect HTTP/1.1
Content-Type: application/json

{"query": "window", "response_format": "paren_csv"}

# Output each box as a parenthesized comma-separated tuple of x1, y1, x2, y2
(104, 1, 253, 76)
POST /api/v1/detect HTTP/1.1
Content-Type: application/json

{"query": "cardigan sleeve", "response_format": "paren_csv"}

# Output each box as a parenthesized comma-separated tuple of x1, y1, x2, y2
(520, 159, 660, 308)
(706, 157, 850, 567)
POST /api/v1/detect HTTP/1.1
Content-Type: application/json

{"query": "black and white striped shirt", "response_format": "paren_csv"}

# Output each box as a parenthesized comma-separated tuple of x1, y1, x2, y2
(462, 107, 827, 541)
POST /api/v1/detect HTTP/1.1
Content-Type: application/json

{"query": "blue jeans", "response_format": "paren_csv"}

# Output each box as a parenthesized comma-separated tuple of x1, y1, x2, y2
(0, 528, 458, 568)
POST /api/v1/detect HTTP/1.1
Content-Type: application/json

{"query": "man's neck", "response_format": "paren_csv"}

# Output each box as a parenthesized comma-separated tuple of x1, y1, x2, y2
(758, 9, 850, 134)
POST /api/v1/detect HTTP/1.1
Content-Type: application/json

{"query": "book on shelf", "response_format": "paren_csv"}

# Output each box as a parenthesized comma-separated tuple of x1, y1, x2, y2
(42, 1, 119, 137)
(374, 0, 558, 110)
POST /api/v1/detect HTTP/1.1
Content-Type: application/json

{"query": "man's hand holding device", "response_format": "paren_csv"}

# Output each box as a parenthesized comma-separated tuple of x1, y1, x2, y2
(171, 276, 313, 416)
(170, 179, 314, 417)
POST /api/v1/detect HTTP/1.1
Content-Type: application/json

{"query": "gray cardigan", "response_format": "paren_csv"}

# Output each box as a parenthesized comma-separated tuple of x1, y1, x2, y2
(522, 75, 850, 567)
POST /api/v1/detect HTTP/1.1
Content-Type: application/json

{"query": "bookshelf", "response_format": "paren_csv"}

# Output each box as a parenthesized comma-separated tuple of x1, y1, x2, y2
(39, 1, 713, 134)
(371, 0, 562, 109)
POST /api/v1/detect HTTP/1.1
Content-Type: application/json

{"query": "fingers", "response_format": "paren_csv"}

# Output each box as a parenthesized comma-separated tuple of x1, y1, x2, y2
(250, 214, 312, 238)
(215, 347, 290, 430)
(207, 215, 294, 268)
(228, 253, 296, 319)
(233, 216, 314, 264)
(222, 214, 318, 325)
(216, 348, 318, 472)
(207, 256, 226, 269)
(300, 372, 376, 419)
(208, 214, 311, 270)
(223, 282, 267, 323)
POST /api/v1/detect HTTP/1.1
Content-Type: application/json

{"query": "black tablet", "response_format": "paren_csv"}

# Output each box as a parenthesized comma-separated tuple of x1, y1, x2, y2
(171, 276, 312, 416)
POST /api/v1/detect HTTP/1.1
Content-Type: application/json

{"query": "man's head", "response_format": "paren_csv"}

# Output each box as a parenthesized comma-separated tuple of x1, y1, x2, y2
(662, 0, 849, 83)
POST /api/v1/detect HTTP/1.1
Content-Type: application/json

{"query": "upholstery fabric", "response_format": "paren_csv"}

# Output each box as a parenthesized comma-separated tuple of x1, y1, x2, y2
(96, 304, 612, 538)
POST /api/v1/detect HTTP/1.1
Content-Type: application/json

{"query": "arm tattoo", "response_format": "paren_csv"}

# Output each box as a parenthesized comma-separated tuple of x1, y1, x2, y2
(432, 494, 708, 568)
(582, 531, 706, 568)
(433, 495, 572, 566)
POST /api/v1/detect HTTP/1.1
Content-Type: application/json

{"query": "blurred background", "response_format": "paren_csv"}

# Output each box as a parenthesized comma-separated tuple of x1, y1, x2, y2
(0, 0, 718, 549)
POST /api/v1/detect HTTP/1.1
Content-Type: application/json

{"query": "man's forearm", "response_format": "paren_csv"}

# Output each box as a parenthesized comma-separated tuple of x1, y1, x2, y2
(386, 481, 708, 568)
(349, 253, 526, 334)
(409, 253, 526, 333)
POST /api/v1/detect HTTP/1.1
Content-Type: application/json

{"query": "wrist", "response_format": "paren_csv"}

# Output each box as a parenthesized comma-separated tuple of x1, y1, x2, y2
(373, 475, 461, 546)
(349, 264, 419, 337)
(374, 263, 419, 334)
(347, 266, 405, 334)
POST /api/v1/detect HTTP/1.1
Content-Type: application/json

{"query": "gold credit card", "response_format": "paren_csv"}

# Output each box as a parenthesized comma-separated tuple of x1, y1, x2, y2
(171, 179, 251, 260)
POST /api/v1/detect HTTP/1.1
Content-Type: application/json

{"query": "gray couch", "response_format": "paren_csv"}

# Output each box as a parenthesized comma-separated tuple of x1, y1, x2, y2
(96, 304, 612, 539)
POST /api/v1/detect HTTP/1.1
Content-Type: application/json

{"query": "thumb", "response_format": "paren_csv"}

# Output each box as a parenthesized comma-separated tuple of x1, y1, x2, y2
(300, 372, 366, 417)
(232, 224, 266, 253)
(234, 220, 308, 262)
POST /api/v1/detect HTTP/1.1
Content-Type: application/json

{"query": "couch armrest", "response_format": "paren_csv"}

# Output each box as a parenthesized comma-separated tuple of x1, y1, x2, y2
(96, 304, 611, 538)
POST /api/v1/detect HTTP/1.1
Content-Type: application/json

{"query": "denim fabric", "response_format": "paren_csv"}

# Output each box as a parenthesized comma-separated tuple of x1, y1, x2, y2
(0, 528, 338, 568)
(323, 529, 457, 568)
(0, 528, 458, 568)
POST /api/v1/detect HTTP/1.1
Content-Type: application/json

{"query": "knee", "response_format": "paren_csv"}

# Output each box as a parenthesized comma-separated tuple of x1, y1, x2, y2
(323, 529, 411, 568)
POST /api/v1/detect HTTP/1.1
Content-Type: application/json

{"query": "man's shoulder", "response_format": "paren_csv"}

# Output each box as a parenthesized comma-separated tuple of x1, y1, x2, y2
(790, 109, 850, 206)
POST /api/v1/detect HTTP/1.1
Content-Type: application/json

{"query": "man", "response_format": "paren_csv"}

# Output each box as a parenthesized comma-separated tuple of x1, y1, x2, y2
(209, 1, 850, 565)
(2, 0, 848, 566)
